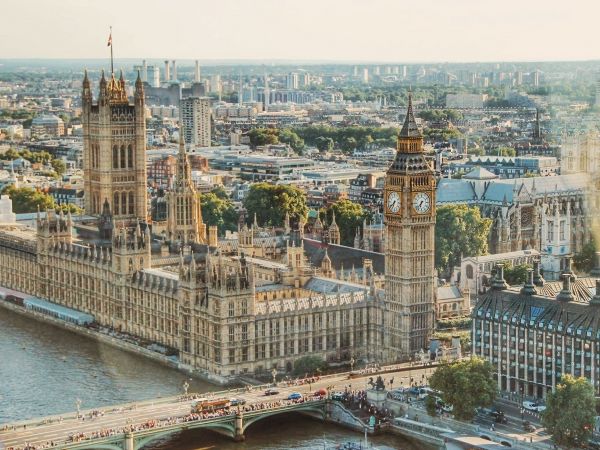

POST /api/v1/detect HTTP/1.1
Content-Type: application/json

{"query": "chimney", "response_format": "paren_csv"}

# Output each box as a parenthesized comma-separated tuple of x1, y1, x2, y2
(520, 268, 538, 296)
(532, 259, 545, 287)
(491, 264, 509, 290)
(590, 252, 600, 278)
(590, 279, 600, 306)
(172, 60, 177, 81)
(556, 273, 574, 302)
(194, 60, 201, 82)
(164, 60, 170, 82)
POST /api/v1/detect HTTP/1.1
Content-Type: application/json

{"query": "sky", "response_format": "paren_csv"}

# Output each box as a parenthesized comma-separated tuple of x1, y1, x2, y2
(1, 0, 598, 62)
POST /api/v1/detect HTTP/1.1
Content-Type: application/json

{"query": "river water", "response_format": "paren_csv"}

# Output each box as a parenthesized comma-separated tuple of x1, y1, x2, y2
(0, 308, 419, 449)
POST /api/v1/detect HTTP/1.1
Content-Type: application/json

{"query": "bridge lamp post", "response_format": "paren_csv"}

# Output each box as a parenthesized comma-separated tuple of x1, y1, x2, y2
(183, 380, 190, 396)
(271, 368, 278, 386)
(350, 357, 355, 373)
(75, 398, 82, 419)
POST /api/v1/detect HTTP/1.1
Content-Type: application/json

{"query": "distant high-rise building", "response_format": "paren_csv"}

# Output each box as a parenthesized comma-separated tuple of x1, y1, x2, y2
(150, 66, 160, 88)
(374, 66, 381, 76)
(362, 67, 369, 84)
(401, 65, 408, 78)
(594, 74, 600, 107)
(532, 70, 540, 87)
(299, 72, 310, 87)
(515, 71, 523, 86)
(180, 97, 212, 147)
(210, 74, 221, 93)
(353, 66, 359, 76)
(286, 72, 299, 89)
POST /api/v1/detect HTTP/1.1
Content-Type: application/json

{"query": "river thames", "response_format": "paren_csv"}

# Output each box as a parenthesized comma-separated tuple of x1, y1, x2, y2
(0, 308, 418, 449)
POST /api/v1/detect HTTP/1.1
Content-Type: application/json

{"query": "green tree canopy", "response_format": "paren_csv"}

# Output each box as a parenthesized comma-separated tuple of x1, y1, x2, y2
(495, 146, 516, 157)
(278, 129, 304, 152)
(51, 158, 66, 176)
(199, 191, 238, 235)
(292, 355, 328, 376)
(429, 357, 496, 421)
(243, 183, 308, 227)
(500, 262, 531, 285)
(315, 136, 334, 153)
(248, 128, 279, 147)
(542, 375, 596, 448)
(3, 185, 55, 214)
(321, 200, 370, 247)
(435, 204, 492, 277)
(574, 238, 597, 273)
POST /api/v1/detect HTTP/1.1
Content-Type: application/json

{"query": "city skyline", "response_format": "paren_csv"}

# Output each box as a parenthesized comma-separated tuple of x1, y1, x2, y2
(1, 0, 599, 62)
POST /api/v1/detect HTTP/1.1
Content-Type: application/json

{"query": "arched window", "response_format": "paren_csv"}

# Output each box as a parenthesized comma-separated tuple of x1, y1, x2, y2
(129, 192, 134, 215)
(113, 192, 120, 215)
(120, 145, 126, 168)
(113, 146, 118, 169)
(121, 192, 127, 215)
(127, 144, 134, 168)
(466, 264, 474, 279)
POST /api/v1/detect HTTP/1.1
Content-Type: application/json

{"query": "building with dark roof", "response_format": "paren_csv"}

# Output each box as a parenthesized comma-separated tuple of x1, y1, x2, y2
(472, 258, 600, 399)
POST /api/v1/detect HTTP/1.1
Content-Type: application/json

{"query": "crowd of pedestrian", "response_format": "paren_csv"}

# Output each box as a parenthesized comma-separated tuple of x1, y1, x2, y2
(4, 392, 325, 450)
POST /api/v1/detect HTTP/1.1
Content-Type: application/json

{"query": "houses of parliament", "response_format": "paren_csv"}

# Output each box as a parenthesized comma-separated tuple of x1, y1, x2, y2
(0, 72, 436, 381)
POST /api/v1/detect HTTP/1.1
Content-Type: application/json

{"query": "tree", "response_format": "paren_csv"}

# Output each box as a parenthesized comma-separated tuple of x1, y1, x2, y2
(429, 357, 496, 421)
(501, 262, 531, 285)
(278, 129, 304, 152)
(496, 146, 516, 157)
(243, 183, 308, 227)
(51, 158, 66, 176)
(435, 205, 492, 277)
(248, 128, 278, 147)
(339, 136, 358, 153)
(322, 200, 370, 246)
(2, 186, 55, 213)
(56, 203, 83, 214)
(574, 239, 597, 273)
(199, 192, 238, 235)
(542, 375, 596, 448)
(315, 136, 334, 153)
(292, 355, 328, 376)
(425, 394, 438, 417)
(3, 148, 19, 160)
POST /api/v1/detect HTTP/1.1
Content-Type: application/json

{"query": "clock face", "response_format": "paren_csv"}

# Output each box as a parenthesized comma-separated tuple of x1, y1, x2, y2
(413, 192, 431, 214)
(387, 191, 401, 214)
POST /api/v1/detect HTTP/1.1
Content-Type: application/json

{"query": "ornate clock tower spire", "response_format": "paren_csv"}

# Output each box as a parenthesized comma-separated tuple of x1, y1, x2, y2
(383, 93, 436, 361)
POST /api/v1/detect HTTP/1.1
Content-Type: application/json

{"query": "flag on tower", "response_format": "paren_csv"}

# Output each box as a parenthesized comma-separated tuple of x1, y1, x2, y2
(107, 31, 112, 47)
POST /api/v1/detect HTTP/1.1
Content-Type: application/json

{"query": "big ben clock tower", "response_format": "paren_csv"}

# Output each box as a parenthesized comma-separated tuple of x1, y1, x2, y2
(383, 93, 436, 361)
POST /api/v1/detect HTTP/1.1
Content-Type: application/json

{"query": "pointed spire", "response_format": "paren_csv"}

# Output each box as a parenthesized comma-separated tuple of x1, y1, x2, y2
(253, 212, 258, 228)
(399, 91, 421, 138)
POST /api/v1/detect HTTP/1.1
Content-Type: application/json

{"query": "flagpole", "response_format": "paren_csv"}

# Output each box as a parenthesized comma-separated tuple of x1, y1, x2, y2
(110, 26, 113, 75)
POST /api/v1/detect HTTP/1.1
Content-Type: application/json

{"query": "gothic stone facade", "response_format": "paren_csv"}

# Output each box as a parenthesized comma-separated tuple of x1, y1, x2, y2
(0, 213, 384, 380)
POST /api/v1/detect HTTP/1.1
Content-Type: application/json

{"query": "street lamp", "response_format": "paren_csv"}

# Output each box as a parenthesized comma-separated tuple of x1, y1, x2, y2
(75, 398, 82, 419)
(183, 380, 190, 396)
(271, 367, 278, 386)
(350, 357, 355, 373)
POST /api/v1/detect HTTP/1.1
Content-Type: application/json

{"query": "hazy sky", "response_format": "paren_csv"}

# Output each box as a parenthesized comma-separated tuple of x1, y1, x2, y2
(1, 0, 598, 62)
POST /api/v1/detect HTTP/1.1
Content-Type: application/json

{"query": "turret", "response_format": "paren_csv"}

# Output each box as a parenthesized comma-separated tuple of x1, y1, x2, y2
(82, 69, 92, 106)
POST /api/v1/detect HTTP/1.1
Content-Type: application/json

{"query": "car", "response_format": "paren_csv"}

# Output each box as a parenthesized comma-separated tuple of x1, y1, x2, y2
(264, 388, 279, 396)
(523, 421, 536, 432)
(331, 392, 346, 401)
(287, 392, 303, 400)
(522, 401, 545, 412)
(491, 411, 508, 424)
(229, 398, 246, 406)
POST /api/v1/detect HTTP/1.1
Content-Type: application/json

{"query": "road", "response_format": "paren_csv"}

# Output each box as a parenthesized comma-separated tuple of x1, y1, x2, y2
(0, 364, 433, 450)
